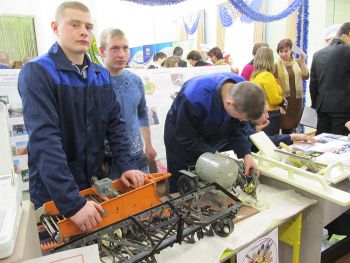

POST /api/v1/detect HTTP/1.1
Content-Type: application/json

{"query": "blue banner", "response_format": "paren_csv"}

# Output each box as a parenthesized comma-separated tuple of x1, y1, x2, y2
(129, 46, 144, 65)
(143, 45, 157, 64)
(129, 40, 193, 67)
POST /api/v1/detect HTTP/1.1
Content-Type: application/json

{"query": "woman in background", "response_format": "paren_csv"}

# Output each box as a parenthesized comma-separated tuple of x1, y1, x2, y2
(186, 50, 211, 66)
(163, 56, 179, 68)
(275, 39, 309, 134)
(207, 47, 239, 73)
(241, 42, 269, 81)
(251, 47, 287, 136)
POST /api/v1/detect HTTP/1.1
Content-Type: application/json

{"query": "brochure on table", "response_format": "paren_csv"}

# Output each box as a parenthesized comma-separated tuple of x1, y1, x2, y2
(291, 133, 350, 167)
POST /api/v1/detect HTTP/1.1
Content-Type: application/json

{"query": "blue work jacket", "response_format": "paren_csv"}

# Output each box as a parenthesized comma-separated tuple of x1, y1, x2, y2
(164, 72, 252, 175)
(18, 43, 137, 216)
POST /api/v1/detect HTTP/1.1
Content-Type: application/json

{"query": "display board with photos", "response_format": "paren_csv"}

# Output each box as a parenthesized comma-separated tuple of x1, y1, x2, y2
(129, 65, 232, 171)
(129, 39, 195, 68)
(0, 66, 231, 189)
(0, 69, 29, 191)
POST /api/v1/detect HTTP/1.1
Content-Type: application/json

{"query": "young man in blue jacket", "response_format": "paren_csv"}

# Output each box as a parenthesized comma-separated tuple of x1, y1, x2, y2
(18, 1, 144, 232)
(99, 28, 157, 177)
(164, 73, 265, 193)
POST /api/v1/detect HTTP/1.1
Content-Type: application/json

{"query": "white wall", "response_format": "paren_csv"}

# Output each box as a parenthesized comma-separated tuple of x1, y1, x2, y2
(0, 0, 95, 55)
(0, 0, 171, 54)
(1, 0, 332, 70)
(307, 0, 327, 107)
(308, 0, 328, 54)
(0, 0, 225, 55)
(265, 0, 289, 54)
(93, 1, 168, 47)
(1, 0, 55, 56)
(224, 20, 254, 72)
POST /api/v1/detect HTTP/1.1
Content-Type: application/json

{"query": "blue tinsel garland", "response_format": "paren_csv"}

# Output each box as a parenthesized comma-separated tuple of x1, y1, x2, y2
(183, 11, 201, 35)
(295, 0, 309, 132)
(296, 0, 309, 103)
(229, 0, 304, 22)
(303, 0, 309, 63)
(218, 4, 234, 27)
(240, 0, 264, 23)
(121, 0, 186, 5)
(296, 4, 302, 49)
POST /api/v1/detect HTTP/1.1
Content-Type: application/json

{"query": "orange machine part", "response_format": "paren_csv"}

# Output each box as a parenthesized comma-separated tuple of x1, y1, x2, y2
(43, 173, 171, 240)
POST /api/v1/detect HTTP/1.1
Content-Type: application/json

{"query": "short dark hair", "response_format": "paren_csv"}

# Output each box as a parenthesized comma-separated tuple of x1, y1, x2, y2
(337, 22, 350, 37)
(208, 47, 223, 60)
(173, 46, 183, 57)
(252, 42, 269, 56)
(186, 50, 202, 61)
(230, 82, 265, 120)
(276, 39, 293, 53)
(153, 52, 167, 62)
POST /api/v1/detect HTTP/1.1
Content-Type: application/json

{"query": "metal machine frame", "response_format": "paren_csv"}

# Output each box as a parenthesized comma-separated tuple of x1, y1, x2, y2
(52, 183, 242, 262)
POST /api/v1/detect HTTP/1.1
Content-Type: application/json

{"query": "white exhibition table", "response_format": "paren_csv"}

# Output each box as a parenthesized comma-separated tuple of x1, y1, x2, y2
(3, 184, 316, 263)
(261, 176, 350, 263)
(0, 201, 41, 263)
(156, 184, 316, 262)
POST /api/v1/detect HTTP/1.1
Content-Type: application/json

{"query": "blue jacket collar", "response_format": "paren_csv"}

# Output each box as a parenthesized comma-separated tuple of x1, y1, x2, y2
(214, 82, 225, 113)
(49, 42, 100, 73)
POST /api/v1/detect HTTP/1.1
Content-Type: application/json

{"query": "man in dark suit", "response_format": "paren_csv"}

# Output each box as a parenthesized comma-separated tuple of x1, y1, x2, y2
(310, 22, 350, 135)
(173, 46, 187, 67)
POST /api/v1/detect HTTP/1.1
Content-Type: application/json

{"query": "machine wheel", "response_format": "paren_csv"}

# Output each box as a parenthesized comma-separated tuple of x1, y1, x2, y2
(212, 217, 234, 237)
(178, 175, 197, 195)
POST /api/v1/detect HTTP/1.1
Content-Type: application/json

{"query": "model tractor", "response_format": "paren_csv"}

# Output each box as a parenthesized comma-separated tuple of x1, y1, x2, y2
(178, 152, 259, 198)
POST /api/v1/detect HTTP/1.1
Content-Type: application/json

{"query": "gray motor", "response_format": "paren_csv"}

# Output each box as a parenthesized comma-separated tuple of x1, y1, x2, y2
(195, 152, 239, 189)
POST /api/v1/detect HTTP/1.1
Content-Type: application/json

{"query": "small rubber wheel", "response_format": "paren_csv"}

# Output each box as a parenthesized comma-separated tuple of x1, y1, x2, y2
(212, 217, 234, 237)
(178, 175, 197, 195)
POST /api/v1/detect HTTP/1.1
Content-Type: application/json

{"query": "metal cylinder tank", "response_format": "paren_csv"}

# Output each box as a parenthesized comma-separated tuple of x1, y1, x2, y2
(195, 152, 238, 189)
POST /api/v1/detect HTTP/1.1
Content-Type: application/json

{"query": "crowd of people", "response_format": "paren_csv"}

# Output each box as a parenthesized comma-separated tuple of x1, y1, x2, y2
(1, 0, 349, 233)
(146, 45, 239, 71)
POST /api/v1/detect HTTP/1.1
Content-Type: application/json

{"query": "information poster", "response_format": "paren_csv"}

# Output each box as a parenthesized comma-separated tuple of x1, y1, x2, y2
(129, 39, 195, 68)
(0, 69, 29, 191)
(236, 228, 279, 263)
(129, 65, 231, 170)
